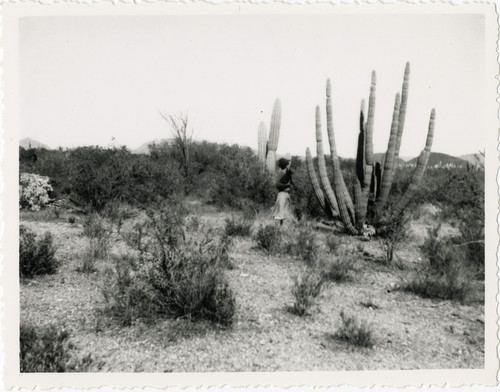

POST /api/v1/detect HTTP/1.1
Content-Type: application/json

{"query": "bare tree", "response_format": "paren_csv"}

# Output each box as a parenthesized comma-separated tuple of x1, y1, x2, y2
(159, 112, 193, 179)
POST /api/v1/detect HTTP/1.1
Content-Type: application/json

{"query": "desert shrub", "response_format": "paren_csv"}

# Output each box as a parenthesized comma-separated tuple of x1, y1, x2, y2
(20, 208, 60, 222)
(224, 216, 253, 237)
(218, 232, 235, 269)
(325, 235, 342, 254)
(68, 147, 184, 211)
(20, 323, 94, 372)
(376, 213, 410, 264)
(333, 310, 375, 348)
(185, 215, 200, 232)
(82, 213, 111, 259)
(289, 268, 324, 316)
(101, 206, 235, 327)
(68, 216, 76, 224)
(19, 226, 59, 278)
(77, 240, 102, 274)
(321, 253, 356, 283)
(401, 225, 476, 303)
(187, 142, 275, 210)
(285, 223, 318, 265)
(19, 173, 53, 211)
(254, 225, 282, 253)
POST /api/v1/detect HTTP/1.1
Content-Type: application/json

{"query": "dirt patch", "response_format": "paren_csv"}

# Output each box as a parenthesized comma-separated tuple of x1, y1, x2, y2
(20, 207, 484, 372)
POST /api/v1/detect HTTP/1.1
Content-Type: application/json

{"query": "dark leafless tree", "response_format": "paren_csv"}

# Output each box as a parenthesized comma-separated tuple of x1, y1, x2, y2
(159, 112, 193, 179)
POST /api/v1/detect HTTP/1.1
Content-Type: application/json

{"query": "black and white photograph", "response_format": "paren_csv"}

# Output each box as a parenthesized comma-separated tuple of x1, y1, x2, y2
(3, 1, 498, 388)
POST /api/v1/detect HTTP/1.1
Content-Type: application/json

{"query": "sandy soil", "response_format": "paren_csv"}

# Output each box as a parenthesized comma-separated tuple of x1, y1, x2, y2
(19, 205, 484, 372)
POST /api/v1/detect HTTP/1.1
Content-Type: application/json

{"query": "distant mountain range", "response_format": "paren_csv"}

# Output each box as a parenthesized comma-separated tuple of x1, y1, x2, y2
(459, 153, 485, 167)
(407, 152, 470, 167)
(19, 137, 50, 150)
(131, 139, 170, 154)
(19, 137, 485, 168)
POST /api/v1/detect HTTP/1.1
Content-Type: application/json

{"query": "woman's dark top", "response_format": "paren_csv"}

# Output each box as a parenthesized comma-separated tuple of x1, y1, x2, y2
(276, 168, 293, 192)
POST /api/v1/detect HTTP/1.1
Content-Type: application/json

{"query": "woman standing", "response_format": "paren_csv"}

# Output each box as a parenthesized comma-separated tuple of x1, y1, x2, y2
(272, 158, 295, 226)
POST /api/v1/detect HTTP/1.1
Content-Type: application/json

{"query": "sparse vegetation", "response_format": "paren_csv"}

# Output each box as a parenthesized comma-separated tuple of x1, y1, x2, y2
(224, 216, 253, 237)
(289, 267, 324, 316)
(321, 253, 357, 283)
(285, 223, 319, 265)
(332, 310, 375, 348)
(19, 225, 59, 279)
(376, 213, 410, 264)
(254, 225, 282, 253)
(20, 323, 95, 372)
(401, 225, 477, 303)
(101, 206, 236, 327)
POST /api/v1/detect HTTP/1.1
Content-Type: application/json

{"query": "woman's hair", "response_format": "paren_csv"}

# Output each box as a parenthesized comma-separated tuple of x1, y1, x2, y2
(278, 158, 290, 170)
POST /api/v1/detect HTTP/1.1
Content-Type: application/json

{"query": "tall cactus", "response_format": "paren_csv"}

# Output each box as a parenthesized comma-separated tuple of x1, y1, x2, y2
(306, 63, 436, 235)
(257, 99, 282, 174)
(378, 93, 401, 208)
(257, 122, 268, 171)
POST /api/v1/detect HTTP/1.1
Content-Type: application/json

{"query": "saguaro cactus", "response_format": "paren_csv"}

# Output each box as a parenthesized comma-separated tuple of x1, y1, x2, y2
(258, 122, 268, 170)
(307, 63, 436, 235)
(257, 99, 282, 173)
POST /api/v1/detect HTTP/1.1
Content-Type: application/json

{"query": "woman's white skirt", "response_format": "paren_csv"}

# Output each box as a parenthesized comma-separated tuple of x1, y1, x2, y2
(272, 191, 294, 220)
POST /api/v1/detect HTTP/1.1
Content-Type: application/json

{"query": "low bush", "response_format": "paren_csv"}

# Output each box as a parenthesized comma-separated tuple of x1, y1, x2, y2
(254, 225, 282, 253)
(101, 206, 236, 327)
(285, 223, 318, 265)
(325, 235, 342, 255)
(375, 213, 410, 264)
(19, 173, 53, 211)
(20, 323, 94, 372)
(401, 225, 476, 303)
(321, 253, 356, 283)
(333, 310, 375, 348)
(81, 213, 111, 259)
(289, 268, 324, 316)
(76, 240, 102, 273)
(19, 226, 59, 278)
(224, 216, 253, 237)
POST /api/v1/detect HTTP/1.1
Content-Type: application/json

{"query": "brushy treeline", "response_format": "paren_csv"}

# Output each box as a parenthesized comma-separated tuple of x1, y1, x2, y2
(20, 142, 275, 212)
(20, 144, 484, 229)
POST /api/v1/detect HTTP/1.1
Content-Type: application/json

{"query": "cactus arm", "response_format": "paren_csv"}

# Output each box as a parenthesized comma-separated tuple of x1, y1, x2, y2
(392, 108, 435, 218)
(314, 106, 340, 216)
(325, 81, 357, 234)
(268, 99, 281, 151)
(374, 161, 382, 200)
(353, 72, 376, 229)
(258, 121, 268, 169)
(325, 80, 355, 218)
(265, 99, 281, 173)
(356, 100, 366, 185)
(353, 180, 365, 229)
(378, 93, 401, 207)
(394, 62, 410, 159)
(364, 71, 376, 169)
(306, 148, 337, 218)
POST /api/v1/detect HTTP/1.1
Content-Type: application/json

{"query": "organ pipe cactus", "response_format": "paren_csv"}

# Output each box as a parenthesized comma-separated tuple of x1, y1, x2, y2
(257, 99, 282, 173)
(307, 62, 435, 235)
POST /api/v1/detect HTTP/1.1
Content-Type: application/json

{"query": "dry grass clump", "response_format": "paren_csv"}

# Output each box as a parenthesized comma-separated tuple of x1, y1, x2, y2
(224, 216, 253, 237)
(254, 225, 282, 254)
(285, 222, 319, 265)
(332, 310, 375, 348)
(321, 253, 357, 283)
(20, 323, 96, 372)
(288, 267, 324, 317)
(77, 213, 112, 273)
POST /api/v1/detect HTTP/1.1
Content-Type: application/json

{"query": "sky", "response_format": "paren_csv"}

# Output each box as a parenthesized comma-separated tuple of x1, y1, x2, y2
(19, 13, 485, 158)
